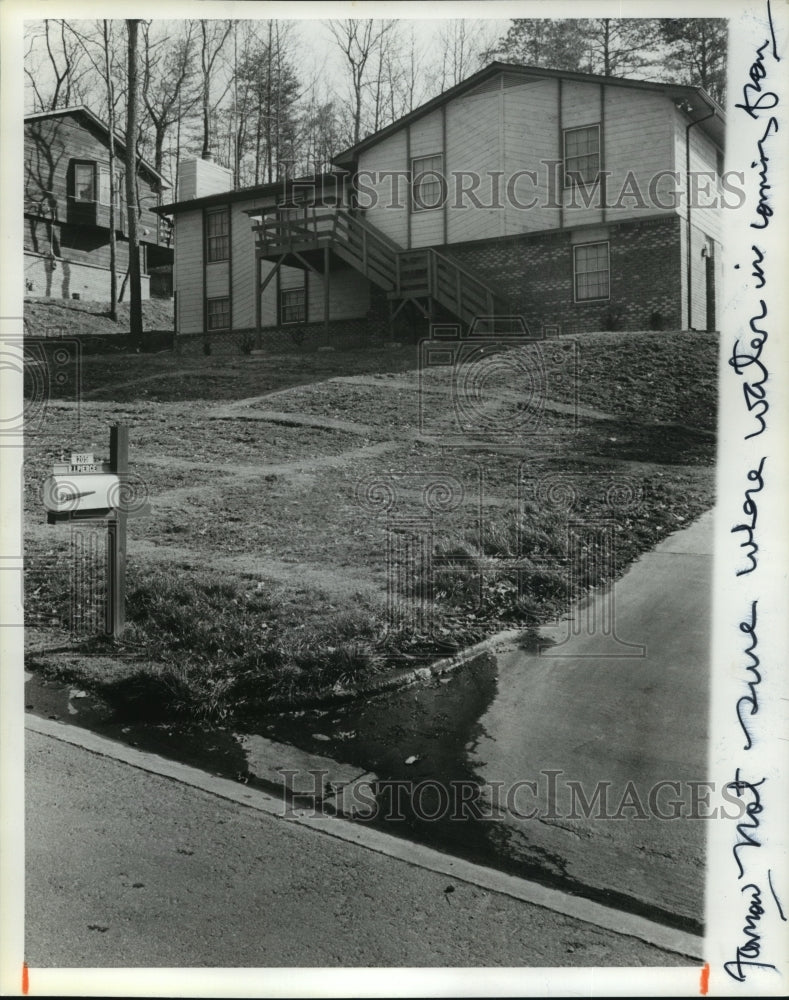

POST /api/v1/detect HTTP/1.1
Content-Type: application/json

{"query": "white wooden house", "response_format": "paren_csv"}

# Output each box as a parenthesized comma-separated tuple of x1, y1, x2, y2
(157, 61, 725, 352)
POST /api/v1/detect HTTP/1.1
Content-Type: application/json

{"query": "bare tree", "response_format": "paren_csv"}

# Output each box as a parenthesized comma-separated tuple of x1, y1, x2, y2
(432, 19, 499, 92)
(199, 19, 233, 159)
(125, 19, 143, 347)
(435, 19, 473, 89)
(397, 25, 431, 114)
(24, 19, 93, 111)
(142, 21, 201, 178)
(326, 19, 397, 146)
(103, 21, 120, 321)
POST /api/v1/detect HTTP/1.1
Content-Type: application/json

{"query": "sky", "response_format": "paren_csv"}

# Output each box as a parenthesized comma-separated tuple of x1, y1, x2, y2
(291, 16, 511, 92)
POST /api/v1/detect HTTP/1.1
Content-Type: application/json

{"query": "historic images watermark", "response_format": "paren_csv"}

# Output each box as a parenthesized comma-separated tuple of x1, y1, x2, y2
(276, 768, 751, 824)
(263, 160, 746, 215)
(1, 329, 83, 628)
(353, 164, 745, 213)
(25, 465, 149, 635)
(0, 332, 81, 441)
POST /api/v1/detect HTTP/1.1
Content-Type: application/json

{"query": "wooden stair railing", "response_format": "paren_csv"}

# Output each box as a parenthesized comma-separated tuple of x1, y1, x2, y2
(251, 207, 509, 327)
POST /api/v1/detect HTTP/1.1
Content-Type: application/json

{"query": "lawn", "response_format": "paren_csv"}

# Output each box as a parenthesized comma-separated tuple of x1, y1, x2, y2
(23, 330, 718, 721)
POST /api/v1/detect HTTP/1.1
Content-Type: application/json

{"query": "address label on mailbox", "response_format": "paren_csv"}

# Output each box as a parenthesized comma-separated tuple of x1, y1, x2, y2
(43, 473, 121, 513)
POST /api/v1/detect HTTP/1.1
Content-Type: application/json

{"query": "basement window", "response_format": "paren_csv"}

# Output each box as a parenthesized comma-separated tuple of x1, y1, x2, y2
(205, 207, 230, 262)
(412, 154, 445, 212)
(207, 296, 230, 330)
(573, 241, 610, 301)
(564, 125, 600, 187)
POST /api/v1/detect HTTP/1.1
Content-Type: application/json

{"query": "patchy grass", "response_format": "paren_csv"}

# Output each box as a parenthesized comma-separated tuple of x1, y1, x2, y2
(546, 330, 718, 430)
(24, 296, 173, 337)
(42, 344, 418, 402)
(24, 329, 718, 722)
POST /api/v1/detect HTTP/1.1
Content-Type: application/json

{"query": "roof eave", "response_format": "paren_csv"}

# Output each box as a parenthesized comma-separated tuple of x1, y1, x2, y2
(155, 170, 349, 216)
(332, 62, 726, 167)
(25, 105, 170, 189)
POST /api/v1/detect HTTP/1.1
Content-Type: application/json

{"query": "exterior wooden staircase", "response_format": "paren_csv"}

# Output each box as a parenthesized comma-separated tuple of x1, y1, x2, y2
(250, 206, 511, 330)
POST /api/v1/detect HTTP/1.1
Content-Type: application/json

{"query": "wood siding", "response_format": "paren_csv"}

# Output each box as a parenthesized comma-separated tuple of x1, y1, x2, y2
(359, 72, 691, 247)
(308, 265, 370, 322)
(409, 108, 445, 247)
(174, 210, 203, 333)
(502, 77, 561, 235)
(205, 262, 229, 299)
(260, 261, 278, 326)
(357, 129, 409, 245)
(603, 87, 674, 222)
(25, 113, 162, 240)
(231, 200, 269, 330)
(445, 85, 502, 244)
(25, 219, 131, 270)
(673, 110, 723, 239)
(672, 106, 723, 329)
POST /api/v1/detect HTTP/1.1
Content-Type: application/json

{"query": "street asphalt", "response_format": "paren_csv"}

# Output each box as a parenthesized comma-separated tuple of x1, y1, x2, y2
(22, 721, 697, 973)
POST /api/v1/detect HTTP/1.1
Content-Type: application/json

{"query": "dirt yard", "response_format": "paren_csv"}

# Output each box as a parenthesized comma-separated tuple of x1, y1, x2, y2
(23, 331, 718, 719)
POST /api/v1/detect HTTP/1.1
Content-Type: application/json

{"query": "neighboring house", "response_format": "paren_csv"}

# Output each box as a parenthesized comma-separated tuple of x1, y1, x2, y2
(157, 61, 725, 353)
(24, 106, 172, 301)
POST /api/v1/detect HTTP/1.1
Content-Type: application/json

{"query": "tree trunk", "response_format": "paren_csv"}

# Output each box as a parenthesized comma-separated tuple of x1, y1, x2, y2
(103, 21, 118, 322)
(265, 22, 273, 183)
(126, 19, 143, 349)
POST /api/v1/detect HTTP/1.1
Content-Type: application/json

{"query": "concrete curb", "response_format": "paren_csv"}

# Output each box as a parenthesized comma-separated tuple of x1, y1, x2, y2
(26, 713, 704, 962)
(265, 627, 527, 709)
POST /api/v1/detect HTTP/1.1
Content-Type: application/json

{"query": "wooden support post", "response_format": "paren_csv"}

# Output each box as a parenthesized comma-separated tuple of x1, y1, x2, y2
(107, 424, 128, 639)
(324, 244, 330, 345)
(255, 253, 261, 348)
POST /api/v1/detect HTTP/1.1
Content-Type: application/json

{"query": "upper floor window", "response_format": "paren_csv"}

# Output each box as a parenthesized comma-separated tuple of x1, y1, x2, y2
(564, 125, 600, 187)
(573, 241, 610, 301)
(74, 162, 95, 202)
(99, 166, 125, 211)
(412, 154, 444, 212)
(205, 207, 229, 262)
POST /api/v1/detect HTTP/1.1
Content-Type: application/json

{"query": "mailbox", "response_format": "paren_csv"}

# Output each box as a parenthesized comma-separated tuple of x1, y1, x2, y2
(43, 473, 121, 514)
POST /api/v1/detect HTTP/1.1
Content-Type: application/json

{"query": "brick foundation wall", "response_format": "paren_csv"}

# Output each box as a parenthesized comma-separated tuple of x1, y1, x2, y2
(442, 215, 683, 334)
(24, 252, 150, 301)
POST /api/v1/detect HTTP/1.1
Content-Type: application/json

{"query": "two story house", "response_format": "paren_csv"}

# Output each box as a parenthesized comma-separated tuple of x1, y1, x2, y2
(24, 106, 171, 300)
(158, 61, 725, 353)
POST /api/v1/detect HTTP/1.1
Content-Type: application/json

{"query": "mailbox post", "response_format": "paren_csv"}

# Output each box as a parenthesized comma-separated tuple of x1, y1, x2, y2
(107, 425, 128, 638)
(44, 423, 144, 639)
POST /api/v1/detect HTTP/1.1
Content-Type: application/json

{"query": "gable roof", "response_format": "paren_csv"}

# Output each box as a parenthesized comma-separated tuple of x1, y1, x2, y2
(25, 105, 169, 188)
(333, 61, 725, 168)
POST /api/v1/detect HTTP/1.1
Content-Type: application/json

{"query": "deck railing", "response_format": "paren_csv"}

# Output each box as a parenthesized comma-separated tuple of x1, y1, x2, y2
(250, 207, 507, 325)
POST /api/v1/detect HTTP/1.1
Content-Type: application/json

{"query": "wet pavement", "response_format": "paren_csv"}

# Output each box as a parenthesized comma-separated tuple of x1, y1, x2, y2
(25, 510, 714, 937)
